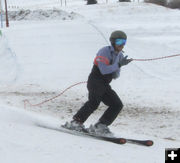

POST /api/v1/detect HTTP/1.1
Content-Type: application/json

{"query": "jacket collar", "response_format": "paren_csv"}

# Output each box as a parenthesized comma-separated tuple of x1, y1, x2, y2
(110, 45, 119, 55)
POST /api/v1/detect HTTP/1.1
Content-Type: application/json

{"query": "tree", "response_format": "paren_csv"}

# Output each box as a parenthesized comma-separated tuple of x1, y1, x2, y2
(144, 0, 167, 6)
(119, 0, 131, 2)
(87, 0, 97, 5)
(167, 0, 180, 9)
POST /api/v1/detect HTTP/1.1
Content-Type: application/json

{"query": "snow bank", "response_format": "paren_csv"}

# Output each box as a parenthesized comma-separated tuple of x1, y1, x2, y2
(0, 35, 20, 83)
(3, 9, 82, 21)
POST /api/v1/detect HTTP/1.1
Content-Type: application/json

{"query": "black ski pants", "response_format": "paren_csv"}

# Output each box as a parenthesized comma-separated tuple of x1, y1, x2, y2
(73, 79, 123, 126)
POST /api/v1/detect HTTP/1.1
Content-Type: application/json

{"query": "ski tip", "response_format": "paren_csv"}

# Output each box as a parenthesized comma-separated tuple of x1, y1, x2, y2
(146, 140, 154, 146)
(119, 138, 126, 144)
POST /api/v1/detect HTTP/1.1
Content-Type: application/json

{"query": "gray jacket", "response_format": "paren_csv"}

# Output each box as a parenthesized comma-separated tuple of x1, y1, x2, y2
(94, 46, 124, 79)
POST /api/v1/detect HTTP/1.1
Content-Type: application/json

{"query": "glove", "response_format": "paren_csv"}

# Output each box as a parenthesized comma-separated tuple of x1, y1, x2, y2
(119, 55, 133, 67)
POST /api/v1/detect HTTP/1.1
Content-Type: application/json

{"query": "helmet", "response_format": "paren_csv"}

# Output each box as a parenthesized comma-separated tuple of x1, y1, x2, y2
(109, 30, 127, 44)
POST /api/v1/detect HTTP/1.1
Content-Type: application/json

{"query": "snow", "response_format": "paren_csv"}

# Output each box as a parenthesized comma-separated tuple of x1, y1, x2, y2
(0, 1, 180, 163)
(0, 105, 178, 163)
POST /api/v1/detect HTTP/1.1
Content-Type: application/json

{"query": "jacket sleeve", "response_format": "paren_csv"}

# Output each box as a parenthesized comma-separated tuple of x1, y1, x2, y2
(95, 47, 120, 75)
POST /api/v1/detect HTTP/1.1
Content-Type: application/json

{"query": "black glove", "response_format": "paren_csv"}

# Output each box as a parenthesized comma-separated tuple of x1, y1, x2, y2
(119, 56, 133, 67)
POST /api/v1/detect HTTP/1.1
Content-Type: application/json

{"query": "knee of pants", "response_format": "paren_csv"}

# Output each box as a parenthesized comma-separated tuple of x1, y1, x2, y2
(85, 101, 99, 113)
(112, 101, 123, 112)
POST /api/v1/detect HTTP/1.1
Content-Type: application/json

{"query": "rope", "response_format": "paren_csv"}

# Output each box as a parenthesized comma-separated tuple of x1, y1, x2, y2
(23, 81, 87, 109)
(87, 20, 110, 45)
(132, 54, 180, 61)
(87, 21, 180, 62)
(23, 54, 180, 109)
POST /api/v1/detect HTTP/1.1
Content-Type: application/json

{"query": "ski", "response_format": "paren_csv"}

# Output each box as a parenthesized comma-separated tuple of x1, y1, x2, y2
(60, 125, 127, 145)
(37, 124, 126, 145)
(126, 139, 153, 146)
(37, 124, 153, 146)
(84, 134, 127, 145)
(61, 125, 153, 146)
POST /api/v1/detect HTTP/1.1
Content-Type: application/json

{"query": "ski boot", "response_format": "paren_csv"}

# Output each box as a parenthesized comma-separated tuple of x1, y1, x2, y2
(88, 122, 113, 137)
(62, 119, 86, 133)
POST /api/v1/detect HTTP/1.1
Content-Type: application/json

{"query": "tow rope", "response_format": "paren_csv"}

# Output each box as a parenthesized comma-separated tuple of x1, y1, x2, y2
(23, 53, 180, 109)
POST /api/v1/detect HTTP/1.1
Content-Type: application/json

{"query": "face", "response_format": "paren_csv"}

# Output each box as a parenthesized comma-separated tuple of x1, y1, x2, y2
(114, 38, 126, 52)
(114, 44, 124, 52)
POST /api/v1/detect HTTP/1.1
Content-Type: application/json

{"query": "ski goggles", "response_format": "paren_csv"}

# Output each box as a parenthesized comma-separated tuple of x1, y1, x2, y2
(115, 39, 126, 46)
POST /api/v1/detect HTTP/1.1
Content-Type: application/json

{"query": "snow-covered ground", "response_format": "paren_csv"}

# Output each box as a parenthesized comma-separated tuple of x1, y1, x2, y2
(0, 1, 180, 163)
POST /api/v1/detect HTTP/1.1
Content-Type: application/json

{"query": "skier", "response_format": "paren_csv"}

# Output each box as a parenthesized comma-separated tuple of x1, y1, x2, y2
(64, 30, 133, 135)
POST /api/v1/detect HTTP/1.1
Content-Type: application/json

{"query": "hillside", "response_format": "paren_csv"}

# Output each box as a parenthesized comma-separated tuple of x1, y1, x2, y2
(0, 1, 180, 163)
